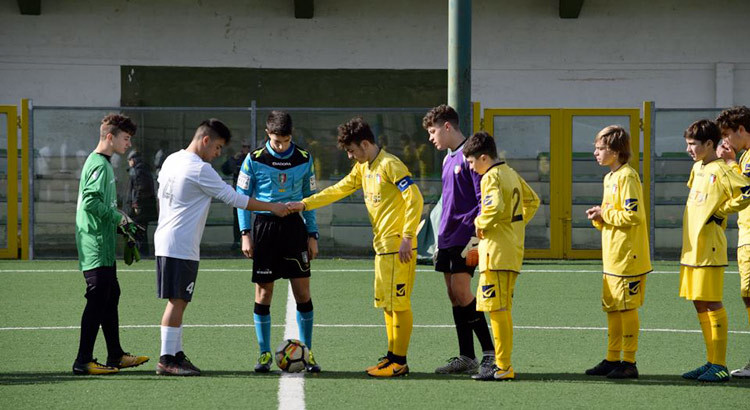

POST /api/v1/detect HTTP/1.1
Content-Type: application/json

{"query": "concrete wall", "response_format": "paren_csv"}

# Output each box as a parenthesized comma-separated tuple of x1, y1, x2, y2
(1, 0, 748, 108)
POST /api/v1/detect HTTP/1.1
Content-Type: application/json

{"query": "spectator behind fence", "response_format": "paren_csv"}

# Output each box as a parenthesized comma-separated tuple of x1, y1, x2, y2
(125, 150, 158, 257)
(222, 139, 252, 249)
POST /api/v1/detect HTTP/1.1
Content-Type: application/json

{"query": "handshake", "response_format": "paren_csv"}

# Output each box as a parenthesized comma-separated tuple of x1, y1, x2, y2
(266, 201, 307, 217)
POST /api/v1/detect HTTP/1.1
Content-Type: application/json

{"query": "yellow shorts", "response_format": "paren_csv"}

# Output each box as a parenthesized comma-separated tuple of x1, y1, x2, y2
(374, 251, 416, 311)
(476, 270, 518, 312)
(679, 265, 724, 302)
(737, 246, 750, 298)
(601, 274, 647, 312)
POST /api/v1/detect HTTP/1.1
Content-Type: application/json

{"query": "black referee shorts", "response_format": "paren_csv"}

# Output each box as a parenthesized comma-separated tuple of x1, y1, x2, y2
(434, 246, 476, 276)
(252, 213, 310, 283)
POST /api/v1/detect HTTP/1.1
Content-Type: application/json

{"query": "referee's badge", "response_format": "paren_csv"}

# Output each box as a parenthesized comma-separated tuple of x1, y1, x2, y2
(279, 173, 287, 186)
(709, 174, 717, 184)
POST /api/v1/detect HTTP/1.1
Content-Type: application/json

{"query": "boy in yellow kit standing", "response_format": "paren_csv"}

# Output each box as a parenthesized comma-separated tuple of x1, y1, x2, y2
(680, 119, 750, 382)
(716, 106, 750, 378)
(462, 132, 539, 381)
(585, 126, 651, 379)
(288, 117, 423, 377)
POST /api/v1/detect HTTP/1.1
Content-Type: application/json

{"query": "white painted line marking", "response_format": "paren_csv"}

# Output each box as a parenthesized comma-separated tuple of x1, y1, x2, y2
(278, 281, 305, 410)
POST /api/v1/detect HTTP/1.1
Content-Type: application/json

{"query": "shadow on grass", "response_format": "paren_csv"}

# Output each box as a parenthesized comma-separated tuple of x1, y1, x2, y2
(2, 370, 748, 388)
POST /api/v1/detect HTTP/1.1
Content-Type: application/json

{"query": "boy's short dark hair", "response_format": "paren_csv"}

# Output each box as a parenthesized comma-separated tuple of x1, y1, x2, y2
(422, 104, 459, 130)
(716, 106, 750, 132)
(595, 125, 631, 164)
(684, 119, 721, 147)
(101, 114, 136, 138)
(463, 131, 498, 159)
(337, 117, 375, 148)
(266, 110, 293, 136)
(194, 118, 232, 143)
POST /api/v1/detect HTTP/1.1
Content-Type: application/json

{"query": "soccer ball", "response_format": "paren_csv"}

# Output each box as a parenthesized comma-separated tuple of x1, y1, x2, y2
(275, 339, 309, 373)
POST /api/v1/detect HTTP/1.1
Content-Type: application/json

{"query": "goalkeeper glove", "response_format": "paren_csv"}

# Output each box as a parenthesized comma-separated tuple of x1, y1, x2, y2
(124, 240, 141, 265)
(461, 236, 480, 267)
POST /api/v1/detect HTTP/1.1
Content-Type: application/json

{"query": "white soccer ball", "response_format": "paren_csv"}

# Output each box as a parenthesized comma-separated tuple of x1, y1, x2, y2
(274, 339, 310, 373)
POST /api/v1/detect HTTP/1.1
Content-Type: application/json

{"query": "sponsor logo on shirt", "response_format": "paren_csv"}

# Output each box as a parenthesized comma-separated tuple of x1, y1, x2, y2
(237, 172, 250, 190)
(257, 269, 273, 275)
(273, 162, 292, 167)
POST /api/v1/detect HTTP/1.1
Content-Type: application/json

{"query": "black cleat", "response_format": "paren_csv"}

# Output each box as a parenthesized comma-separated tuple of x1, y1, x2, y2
(585, 359, 621, 376)
(606, 361, 638, 379)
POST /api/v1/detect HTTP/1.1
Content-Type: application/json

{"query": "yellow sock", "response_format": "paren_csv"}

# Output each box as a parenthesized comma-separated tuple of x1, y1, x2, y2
(621, 309, 640, 363)
(708, 308, 728, 367)
(698, 311, 714, 363)
(490, 310, 513, 370)
(384, 310, 394, 353)
(392, 309, 413, 357)
(606, 311, 623, 362)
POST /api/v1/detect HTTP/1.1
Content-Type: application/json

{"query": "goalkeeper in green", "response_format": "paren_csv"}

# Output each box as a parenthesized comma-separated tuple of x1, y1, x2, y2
(73, 114, 149, 375)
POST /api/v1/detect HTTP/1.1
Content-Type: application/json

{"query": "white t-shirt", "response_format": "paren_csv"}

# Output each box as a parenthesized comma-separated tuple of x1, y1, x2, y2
(154, 149, 250, 261)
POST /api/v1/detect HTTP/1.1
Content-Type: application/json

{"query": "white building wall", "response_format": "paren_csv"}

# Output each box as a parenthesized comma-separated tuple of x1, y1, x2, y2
(0, 0, 748, 108)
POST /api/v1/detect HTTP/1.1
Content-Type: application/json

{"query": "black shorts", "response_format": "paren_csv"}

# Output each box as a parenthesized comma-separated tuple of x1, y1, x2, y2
(156, 256, 199, 301)
(434, 246, 476, 276)
(252, 213, 310, 283)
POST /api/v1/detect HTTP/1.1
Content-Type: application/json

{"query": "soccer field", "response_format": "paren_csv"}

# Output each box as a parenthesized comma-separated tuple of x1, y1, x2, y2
(0, 258, 748, 409)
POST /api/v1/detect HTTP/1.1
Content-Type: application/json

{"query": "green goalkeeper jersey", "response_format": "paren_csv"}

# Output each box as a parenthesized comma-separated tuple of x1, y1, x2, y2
(75, 152, 122, 271)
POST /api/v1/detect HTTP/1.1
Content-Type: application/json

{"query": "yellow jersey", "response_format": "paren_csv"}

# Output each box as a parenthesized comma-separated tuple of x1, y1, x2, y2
(681, 158, 750, 267)
(474, 162, 540, 272)
(302, 149, 424, 254)
(592, 164, 652, 277)
(729, 149, 750, 247)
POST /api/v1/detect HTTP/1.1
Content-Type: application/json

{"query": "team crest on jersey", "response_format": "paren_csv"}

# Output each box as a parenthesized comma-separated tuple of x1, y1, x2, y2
(482, 285, 496, 299)
(741, 185, 750, 200)
(624, 198, 638, 212)
(395, 283, 406, 297)
(454, 165, 461, 174)
(628, 280, 641, 295)
(709, 174, 717, 184)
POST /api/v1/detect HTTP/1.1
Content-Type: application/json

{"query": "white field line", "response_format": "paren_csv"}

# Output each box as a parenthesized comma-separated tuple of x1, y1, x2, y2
(278, 281, 305, 410)
(0, 268, 740, 274)
(1, 323, 748, 334)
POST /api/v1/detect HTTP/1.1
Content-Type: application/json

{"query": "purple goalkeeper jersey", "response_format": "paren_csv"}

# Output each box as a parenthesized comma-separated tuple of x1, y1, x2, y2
(438, 141, 482, 249)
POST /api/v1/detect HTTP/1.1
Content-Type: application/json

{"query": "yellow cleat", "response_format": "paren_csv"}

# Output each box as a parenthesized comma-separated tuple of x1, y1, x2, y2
(365, 356, 389, 373)
(72, 359, 119, 375)
(108, 353, 150, 369)
(493, 366, 515, 381)
(367, 361, 409, 378)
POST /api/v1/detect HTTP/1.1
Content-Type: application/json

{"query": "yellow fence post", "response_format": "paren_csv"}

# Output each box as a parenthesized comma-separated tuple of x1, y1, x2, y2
(21, 99, 30, 260)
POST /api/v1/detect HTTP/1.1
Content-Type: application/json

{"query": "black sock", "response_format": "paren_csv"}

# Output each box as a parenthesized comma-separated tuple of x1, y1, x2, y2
(453, 305, 475, 359)
(391, 354, 407, 365)
(467, 298, 494, 353)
